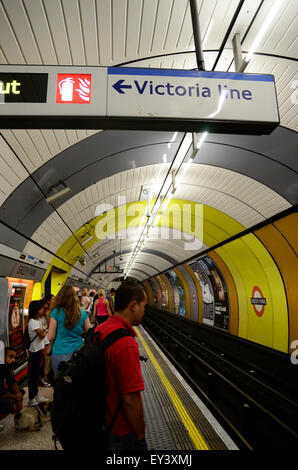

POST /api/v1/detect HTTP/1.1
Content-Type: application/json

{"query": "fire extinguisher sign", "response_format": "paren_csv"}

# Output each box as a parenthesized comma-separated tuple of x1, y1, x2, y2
(56, 74, 91, 104)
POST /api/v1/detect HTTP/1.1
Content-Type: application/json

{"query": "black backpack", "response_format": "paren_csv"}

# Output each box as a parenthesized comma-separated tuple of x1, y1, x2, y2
(51, 327, 134, 450)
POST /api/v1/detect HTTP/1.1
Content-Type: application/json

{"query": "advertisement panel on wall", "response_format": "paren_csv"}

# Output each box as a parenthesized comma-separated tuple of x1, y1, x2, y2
(156, 275, 169, 311)
(0, 278, 8, 357)
(189, 255, 230, 330)
(165, 272, 179, 314)
(7, 283, 27, 371)
(166, 270, 186, 317)
(148, 279, 158, 306)
(152, 278, 163, 309)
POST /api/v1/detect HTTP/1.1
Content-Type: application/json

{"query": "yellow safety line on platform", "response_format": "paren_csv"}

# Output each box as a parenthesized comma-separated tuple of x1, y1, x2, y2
(136, 327, 209, 450)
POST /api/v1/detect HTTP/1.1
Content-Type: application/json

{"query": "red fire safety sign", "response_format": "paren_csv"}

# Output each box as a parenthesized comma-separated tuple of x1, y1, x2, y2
(56, 74, 91, 103)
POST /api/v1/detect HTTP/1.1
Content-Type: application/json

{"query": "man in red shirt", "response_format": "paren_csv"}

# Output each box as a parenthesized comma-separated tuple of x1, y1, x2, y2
(95, 281, 147, 450)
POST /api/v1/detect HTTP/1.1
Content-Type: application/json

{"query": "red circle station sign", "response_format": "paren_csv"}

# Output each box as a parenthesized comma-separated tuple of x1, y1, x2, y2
(251, 286, 266, 317)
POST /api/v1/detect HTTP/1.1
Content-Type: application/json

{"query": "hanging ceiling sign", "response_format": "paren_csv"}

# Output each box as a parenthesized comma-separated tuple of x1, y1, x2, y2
(0, 65, 279, 134)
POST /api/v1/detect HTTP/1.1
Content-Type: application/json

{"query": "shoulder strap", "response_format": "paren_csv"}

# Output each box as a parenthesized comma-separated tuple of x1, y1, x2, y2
(25, 327, 38, 346)
(101, 328, 134, 352)
(30, 334, 38, 345)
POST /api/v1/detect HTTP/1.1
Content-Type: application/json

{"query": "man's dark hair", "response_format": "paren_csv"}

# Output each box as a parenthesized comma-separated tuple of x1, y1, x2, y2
(114, 282, 146, 312)
(110, 288, 115, 293)
(28, 300, 44, 319)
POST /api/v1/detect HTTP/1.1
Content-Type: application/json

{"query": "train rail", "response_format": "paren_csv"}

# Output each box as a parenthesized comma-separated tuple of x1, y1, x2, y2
(142, 308, 298, 450)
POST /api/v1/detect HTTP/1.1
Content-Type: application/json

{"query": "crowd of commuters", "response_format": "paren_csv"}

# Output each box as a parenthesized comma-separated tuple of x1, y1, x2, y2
(0, 282, 147, 449)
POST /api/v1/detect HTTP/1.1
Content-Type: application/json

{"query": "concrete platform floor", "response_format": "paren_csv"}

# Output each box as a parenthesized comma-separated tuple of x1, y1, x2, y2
(0, 386, 62, 450)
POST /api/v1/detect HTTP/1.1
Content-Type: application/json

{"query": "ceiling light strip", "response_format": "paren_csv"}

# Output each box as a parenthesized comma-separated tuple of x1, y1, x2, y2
(124, 131, 208, 279)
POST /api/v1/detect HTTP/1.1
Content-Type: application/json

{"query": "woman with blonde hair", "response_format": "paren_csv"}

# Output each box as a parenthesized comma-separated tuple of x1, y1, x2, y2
(80, 289, 91, 313)
(93, 289, 111, 325)
(48, 285, 91, 378)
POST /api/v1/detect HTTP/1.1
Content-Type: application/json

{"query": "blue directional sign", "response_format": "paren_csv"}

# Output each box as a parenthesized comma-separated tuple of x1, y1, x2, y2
(107, 67, 279, 134)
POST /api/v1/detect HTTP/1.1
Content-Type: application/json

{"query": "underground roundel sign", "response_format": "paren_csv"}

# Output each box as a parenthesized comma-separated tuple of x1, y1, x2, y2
(251, 286, 266, 317)
(56, 74, 91, 103)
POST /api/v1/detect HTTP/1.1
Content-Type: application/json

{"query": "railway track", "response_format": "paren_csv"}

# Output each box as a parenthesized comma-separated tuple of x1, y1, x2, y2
(143, 309, 298, 450)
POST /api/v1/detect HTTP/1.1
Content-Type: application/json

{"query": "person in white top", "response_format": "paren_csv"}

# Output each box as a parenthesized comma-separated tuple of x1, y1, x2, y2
(27, 300, 48, 407)
(39, 294, 55, 386)
(80, 289, 91, 313)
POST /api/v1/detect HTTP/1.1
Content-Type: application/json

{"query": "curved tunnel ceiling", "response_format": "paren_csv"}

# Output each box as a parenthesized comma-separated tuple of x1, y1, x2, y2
(0, 127, 297, 286)
(1, 127, 297, 236)
(0, 0, 297, 287)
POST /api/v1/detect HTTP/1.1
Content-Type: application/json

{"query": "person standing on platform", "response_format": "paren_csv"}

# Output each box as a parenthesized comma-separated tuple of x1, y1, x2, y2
(27, 300, 48, 406)
(40, 294, 55, 386)
(48, 286, 91, 379)
(88, 291, 95, 324)
(0, 346, 25, 431)
(94, 281, 148, 450)
(93, 289, 111, 325)
(81, 289, 91, 314)
(106, 288, 116, 315)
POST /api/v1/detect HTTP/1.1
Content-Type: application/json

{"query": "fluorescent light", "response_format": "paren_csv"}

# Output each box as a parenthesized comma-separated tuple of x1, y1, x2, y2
(171, 133, 193, 171)
(162, 175, 173, 195)
(161, 193, 174, 213)
(125, 133, 192, 275)
(45, 185, 71, 204)
(244, 0, 285, 63)
(168, 132, 178, 149)
(82, 236, 93, 246)
(197, 131, 208, 149)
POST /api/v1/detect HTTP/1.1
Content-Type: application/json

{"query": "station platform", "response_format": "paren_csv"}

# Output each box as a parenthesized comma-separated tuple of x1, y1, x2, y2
(137, 326, 238, 451)
(0, 326, 237, 451)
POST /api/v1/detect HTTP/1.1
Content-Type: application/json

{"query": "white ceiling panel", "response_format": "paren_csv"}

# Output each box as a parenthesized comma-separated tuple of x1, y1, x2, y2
(42, 0, 72, 65)
(125, 0, 142, 58)
(22, 0, 58, 65)
(242, 0, 298, 59)
(60, 0, 86, 66)
(112, 0, 127, 63)
(245, 55, 298, 130)
(137, 0, 159, 57)
(79, 0, 99, 66)
(150, 0, 173, 54)
(1, 0, 41, 63)
(0, 2, 25, 63)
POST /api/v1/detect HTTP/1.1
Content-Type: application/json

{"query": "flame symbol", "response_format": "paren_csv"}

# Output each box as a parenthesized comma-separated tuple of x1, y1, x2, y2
(76, 78, 91, 102)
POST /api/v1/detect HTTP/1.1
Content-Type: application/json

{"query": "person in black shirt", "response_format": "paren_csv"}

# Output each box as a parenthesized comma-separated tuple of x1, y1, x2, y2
(106, 288, 116, 315)
(0, 346, 24, 431)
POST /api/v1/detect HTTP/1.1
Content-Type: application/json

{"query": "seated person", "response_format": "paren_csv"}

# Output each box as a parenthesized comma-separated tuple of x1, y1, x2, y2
(0, 346, 25, 431)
